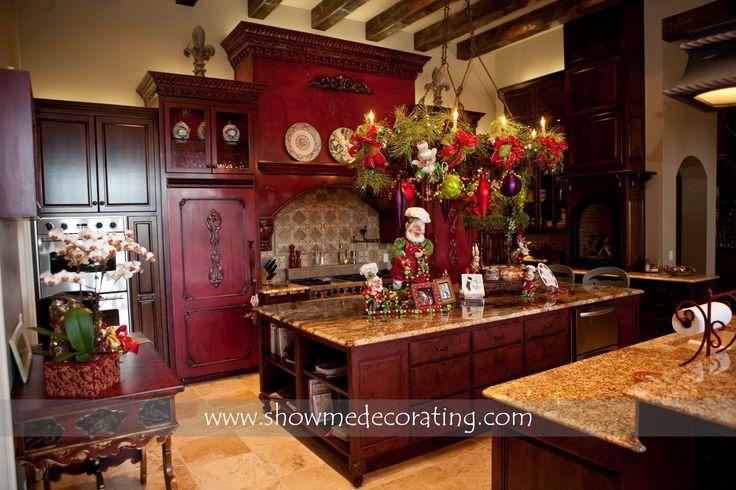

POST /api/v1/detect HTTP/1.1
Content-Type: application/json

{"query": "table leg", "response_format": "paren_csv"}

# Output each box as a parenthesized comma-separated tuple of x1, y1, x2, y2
(94, 459, 105, 489)
(140, 447, 147, 484)
(161, 435, 177, 490)
(42, 462, 50, 490)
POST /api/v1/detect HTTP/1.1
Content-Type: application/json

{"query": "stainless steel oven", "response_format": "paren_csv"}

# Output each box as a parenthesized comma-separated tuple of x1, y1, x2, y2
(34, 216, 131, 327)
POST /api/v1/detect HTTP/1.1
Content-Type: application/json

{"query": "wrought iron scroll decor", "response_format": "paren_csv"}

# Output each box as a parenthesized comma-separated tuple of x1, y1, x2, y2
(674, 288, 736, 366)
(307, 74, 371, 94)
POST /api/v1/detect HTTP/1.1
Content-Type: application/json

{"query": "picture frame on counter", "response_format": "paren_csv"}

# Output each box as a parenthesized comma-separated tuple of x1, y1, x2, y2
(10, 321, 32, 384)
(411, 282, 441, 312)
(434, 277, 456, 305)
(461, 273, 485, 300)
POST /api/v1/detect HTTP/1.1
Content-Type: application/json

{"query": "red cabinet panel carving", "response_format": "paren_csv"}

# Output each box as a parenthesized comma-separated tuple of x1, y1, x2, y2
(167, 186, 257, 379)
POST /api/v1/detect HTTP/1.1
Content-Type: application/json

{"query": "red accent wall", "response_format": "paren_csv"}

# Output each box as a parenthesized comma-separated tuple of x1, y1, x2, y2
(234, 55, 473, 279)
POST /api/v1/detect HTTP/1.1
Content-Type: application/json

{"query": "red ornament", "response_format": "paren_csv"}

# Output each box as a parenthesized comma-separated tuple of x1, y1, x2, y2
(476, 172, 491, 218)
(400, 180, 416, 200)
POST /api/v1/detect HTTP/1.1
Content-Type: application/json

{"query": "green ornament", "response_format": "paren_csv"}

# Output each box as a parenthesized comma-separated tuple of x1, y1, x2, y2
(441, 173, 463, 199)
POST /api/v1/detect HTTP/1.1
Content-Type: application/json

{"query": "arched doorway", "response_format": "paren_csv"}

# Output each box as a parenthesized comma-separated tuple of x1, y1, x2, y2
(676, 157, 708, 272)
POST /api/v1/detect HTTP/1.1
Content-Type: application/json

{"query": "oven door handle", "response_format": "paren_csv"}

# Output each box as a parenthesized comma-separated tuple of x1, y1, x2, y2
(579, 307, 616, 318)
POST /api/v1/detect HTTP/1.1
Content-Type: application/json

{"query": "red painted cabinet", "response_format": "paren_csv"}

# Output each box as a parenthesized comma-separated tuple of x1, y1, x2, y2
(167, 186, 258, 379)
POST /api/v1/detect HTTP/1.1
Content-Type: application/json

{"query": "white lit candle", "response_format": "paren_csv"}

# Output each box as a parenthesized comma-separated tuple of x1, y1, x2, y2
(452, 108, 459, 131)
(368, 110, 375, 126)
(531, 129, 537, 138)
(540, 116, 546, 136)
(500, 114, 507, 129)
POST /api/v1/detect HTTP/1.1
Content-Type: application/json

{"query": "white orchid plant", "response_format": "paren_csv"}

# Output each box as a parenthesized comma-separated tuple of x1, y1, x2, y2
(40, 227, 155, 290)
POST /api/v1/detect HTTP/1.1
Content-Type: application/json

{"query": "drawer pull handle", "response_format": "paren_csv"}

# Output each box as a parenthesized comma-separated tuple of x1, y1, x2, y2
(438, 370, 449, 376)
(543, 324, 553, 330)
(435, 345, 449, 352)
(494, 335, 505, 341)
(543, 344, 552, 351)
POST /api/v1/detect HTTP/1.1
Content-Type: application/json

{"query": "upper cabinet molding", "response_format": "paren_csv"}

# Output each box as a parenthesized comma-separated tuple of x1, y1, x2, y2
(136, 71, 265, 107)
(221, 21, 430, 80)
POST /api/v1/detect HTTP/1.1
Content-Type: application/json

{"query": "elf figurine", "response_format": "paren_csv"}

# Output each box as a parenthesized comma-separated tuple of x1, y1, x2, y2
(390, 207, 434, 288)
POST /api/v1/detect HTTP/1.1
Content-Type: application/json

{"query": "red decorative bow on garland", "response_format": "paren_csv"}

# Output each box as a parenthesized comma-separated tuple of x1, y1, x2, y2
(440, 129, 478, 169)
(349, 125, 388, 171)
(535, 136, 568, 172)
(490, 135, 525, 172)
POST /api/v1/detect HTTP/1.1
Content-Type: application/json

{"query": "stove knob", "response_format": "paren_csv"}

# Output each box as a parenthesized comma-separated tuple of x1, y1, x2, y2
(109, 222, 117, 229)
(44, 223, 53, 231)
(325, 290, 333, 298)
(60, 223, 68, 230)
(337, 288, 344, 295)
(313, 291, 322, 298)
(95, 222, 103, 229)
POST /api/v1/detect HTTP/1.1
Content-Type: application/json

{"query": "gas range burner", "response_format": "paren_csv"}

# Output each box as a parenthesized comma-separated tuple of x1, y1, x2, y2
(291, 278, 332, 286)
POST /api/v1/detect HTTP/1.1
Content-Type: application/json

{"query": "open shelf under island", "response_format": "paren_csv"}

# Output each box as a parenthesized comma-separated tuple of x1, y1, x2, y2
(253, 286, 642, 486)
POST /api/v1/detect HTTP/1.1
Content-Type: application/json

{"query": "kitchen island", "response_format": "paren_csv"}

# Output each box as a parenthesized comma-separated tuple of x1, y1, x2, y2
(483, 323, 736, 490)
(254, 285, 641, 485)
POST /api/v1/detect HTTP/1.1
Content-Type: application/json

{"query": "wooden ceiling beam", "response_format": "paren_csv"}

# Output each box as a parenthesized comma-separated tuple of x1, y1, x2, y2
(175, 0, 198, 6)
(456, 0, 617, 60)
(662, 0, 736, 42)
(248, 0, 283, 19)
(312, 0, 369, 31)
(366, 0, 446, 42)
(414, 0, 543, 52)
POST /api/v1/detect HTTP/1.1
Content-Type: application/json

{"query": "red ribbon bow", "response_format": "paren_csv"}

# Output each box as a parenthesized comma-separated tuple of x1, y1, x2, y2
(115, 325, 139, 354)
(440, 129, 478, 169)
(349, 124, 381, 157)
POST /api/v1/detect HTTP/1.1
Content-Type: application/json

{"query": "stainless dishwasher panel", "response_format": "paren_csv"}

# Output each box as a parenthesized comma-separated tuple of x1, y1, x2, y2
(573, 302, 618, 361)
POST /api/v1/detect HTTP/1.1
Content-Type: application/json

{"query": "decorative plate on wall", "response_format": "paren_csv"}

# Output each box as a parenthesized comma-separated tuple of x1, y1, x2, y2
(328, 127, 355, 164)
(285, 123, 321, 162)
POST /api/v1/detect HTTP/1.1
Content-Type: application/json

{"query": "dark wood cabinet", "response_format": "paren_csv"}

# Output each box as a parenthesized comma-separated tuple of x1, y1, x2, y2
(96, 116, 157, 212)
(499, 72, 568, 233)
(167, 186, 258, 380)
(128, 215, 167, 362)
(0, 69, 37, 218)
(35, 100, 158, 214)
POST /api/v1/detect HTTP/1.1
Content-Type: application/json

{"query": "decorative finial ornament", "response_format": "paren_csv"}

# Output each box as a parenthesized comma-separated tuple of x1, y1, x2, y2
(184, 25, 215, 77)
(424, 67, 450, 107)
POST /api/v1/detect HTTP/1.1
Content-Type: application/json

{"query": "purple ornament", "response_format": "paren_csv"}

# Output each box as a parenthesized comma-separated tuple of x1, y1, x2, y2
(501, 173, 522, 197)
(394, 181, 407, 235)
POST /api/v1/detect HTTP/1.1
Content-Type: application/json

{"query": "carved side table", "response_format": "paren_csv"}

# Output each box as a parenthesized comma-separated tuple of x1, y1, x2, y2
(12, 344, 183, 489)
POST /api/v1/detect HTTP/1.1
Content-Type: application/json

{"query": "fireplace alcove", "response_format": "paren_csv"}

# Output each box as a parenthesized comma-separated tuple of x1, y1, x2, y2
(572, 195, 621, 267)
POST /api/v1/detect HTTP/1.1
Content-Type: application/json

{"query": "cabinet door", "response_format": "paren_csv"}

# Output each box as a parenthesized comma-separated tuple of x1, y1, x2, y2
(97, 116, 157, 212)
(211, 107, 254, 174)
(163, 102, 211, 173)
(37, 112, 97, 213)
(167, 186, 258, 379)
(128, 215, 167, 362)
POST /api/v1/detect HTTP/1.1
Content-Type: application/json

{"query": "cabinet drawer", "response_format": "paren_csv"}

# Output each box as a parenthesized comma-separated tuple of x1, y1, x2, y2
(410, 356, 470, 400)
(473, 321, 523, 351)
(525, 310, 570, 340)
(473, 343, 523, 387)
(410, 332, 470, 365)
(525, 333, 569, 373)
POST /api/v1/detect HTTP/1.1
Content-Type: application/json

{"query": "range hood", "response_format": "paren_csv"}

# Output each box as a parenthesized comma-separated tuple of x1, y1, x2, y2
(665, 30, 736, 110)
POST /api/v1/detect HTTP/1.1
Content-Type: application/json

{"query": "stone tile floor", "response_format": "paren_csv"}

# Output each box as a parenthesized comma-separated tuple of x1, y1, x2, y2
(50, 373, 491, 489)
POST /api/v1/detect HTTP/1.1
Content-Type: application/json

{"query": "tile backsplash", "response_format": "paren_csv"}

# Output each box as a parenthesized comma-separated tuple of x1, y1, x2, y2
(261, 188, 391, 282)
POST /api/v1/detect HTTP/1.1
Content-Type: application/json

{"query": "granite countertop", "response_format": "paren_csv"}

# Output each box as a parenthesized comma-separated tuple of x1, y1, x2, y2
(260, 283, 309, 296)
(572, 268, 718, 284)
(482, 324, 736, 452)
(254, 285, 642, 348)
(626, 334, 736, 430)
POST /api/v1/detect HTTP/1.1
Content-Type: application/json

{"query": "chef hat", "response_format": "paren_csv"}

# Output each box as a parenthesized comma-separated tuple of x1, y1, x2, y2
(405, 207, 431, 224)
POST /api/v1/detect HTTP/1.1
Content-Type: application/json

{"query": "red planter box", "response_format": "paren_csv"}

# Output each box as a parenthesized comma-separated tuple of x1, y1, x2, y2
(43, 353, 121, 398)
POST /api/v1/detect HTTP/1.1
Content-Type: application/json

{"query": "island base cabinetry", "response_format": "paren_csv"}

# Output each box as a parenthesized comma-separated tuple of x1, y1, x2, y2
(255, 295, 637, 486)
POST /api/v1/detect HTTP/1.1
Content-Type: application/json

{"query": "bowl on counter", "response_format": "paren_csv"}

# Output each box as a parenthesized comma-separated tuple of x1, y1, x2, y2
(662, 265, 695, 277)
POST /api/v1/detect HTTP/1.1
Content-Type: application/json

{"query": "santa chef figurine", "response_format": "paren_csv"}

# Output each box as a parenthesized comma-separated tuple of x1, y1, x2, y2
(390, 207, 434, 288)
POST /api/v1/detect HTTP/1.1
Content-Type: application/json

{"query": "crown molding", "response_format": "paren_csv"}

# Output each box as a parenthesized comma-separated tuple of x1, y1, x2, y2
(136, 71, 266, 107)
